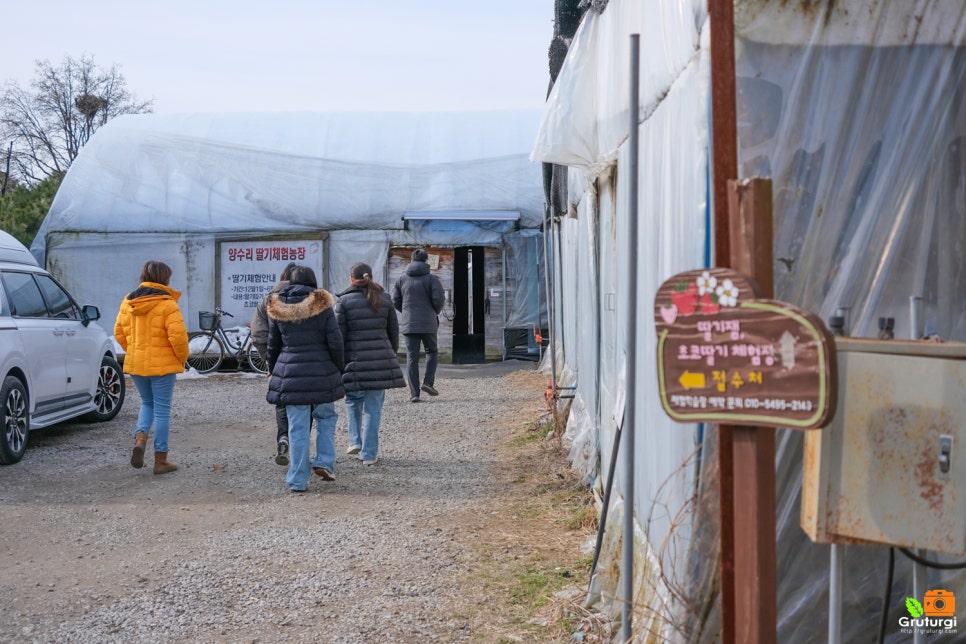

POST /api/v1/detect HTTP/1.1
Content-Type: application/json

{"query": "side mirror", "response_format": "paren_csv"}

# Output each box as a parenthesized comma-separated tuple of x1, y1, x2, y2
(82, 305, 101, 326)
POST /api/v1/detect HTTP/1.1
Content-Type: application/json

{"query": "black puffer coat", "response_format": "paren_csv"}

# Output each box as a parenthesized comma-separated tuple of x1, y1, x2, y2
(391, 260, 445, 334)
(265, 285, 345, 406)
(335, 286, 406, 392)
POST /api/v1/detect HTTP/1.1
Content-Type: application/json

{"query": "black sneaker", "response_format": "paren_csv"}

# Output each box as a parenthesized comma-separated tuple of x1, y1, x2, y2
(410, 396, 420, 403)
(420, 384, 438, 396)
(275, 441, 290, 466)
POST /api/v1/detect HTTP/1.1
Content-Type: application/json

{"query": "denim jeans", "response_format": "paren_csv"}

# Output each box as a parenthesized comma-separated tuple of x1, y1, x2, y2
(131, 373, 176, 453)
(285, 403, 337, 491)
(345, 389, 385, 461)
(404, 333, 438, 398)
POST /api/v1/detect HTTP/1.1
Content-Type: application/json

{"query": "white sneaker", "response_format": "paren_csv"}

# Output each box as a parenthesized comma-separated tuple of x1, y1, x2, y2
(346, 445, 361, 455)
(362, 457, 378, 466)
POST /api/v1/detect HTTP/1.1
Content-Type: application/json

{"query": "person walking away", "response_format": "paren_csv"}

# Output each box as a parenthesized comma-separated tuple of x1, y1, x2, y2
(114, 260, 190, 475)
(391, 248, 445, 403)
(265, 265, 345, 492)
(335, 262, 405, 466)
(251, 262, 298, 465)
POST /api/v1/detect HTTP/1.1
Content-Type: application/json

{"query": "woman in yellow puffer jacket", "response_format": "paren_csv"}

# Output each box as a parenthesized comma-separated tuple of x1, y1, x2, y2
(114, 261, 190, 475)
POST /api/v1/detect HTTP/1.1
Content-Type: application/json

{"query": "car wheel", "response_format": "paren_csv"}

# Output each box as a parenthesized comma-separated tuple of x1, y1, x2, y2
(0, 376, 29, 465)
(83, 356, 125, 422)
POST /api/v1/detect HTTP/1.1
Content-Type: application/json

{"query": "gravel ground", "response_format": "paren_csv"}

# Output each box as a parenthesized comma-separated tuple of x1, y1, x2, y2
(0, 361, 552, 643)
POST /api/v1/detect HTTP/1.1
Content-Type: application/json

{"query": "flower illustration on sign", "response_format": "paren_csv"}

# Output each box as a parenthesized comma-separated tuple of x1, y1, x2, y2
(716, 279, 739, 307)
(663, 272, 742, 320)
(697, 271, 717, 295)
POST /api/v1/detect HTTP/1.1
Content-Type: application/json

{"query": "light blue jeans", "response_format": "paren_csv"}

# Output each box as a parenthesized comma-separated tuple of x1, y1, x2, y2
(285, 403, 337, 491)
(345, 389, 385, 461)
(131, 374, 176, 453)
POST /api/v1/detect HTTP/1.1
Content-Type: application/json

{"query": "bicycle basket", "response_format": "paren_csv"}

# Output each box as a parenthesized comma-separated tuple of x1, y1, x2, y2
(198, 311, 218, 331)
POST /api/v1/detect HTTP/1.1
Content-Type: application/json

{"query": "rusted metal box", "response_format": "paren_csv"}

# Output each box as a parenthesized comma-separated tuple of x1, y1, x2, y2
(801, 338, 966, 555)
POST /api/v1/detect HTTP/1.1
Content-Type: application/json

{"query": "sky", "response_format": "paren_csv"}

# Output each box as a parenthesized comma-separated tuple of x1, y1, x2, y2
(2, 0, 555, 114)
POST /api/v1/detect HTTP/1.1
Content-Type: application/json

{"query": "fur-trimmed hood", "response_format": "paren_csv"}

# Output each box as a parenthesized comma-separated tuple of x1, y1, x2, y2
(266, 287, 335, 323)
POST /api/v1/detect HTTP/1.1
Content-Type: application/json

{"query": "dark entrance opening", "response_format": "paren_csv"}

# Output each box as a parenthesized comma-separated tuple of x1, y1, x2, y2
(451, 246, 486, 364)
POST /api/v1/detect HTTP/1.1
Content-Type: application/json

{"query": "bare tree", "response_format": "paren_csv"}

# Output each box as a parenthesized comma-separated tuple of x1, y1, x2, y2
(1, 54, 152, 182)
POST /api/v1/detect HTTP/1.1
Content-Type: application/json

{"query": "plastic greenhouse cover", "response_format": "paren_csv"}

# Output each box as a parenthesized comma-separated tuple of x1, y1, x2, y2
(534, 2, 711, 638)
(38, 109, 546, 244)
(530, 0, 706, 177)
(731, 2, 966, 643)
(533, 0, 965, 642)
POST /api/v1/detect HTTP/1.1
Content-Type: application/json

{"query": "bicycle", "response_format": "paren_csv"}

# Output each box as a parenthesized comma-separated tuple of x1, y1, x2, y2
(186, 307, 268, 375)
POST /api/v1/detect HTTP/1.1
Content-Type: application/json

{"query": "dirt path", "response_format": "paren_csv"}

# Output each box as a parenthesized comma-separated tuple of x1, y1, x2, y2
(0, 367, 602, 642)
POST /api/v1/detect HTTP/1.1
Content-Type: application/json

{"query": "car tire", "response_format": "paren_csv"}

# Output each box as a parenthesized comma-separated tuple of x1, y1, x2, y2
(0, 376, 29, 465)
(82, 356, 126, 423)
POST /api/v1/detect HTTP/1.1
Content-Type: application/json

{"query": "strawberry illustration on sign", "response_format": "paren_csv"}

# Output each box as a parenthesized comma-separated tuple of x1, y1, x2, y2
(700, 293, 720, 315)
(655, 269, 760, 334)
(696, 271, 721, 314)
(670, 282, 699, 315)
(659, 304, 678, 326)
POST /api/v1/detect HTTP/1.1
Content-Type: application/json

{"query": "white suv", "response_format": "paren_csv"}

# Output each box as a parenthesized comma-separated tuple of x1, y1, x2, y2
(0, 231, 124, 464)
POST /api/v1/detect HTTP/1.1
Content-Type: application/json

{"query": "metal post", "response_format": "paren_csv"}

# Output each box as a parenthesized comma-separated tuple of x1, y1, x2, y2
(621, 33, 640, 644)
(909, 295, 926, 644)
(501, 248, 507, 360)
(828, 307, 850, 644)
(913, 555, 927, 644)
(542, 206, 558, 382)
(829, 544, 843, 644)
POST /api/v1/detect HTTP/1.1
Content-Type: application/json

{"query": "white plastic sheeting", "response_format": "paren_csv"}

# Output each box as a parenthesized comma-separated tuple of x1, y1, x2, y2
(533, 1, 710, 636)
(536, 0, 966, 641)
(734, 2, 966, 643)
(531, 0, 706, 177)
(42, 110, 545, 234)
(34, 110, 548, 340)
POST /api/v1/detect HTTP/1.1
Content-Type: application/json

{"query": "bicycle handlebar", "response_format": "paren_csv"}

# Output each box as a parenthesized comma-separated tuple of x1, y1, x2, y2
(214, 307, 235, 318)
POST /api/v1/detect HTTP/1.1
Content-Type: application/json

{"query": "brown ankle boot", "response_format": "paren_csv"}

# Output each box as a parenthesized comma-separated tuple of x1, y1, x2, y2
(131, 432, 148, 468)
(153, 451, 178, 475)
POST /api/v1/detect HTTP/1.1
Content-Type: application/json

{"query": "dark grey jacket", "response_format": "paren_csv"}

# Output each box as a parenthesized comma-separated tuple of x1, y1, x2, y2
(335, 286, 406, 392)
(391, 261, 445, 334)
(265, 285, 345, 406)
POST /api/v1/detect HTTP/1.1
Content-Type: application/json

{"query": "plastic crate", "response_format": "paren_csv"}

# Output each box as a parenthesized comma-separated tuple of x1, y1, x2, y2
(198, 311, 218, 331)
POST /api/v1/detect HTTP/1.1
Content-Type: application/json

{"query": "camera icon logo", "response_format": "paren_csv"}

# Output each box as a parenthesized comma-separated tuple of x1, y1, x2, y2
(924, 590, 956, 617)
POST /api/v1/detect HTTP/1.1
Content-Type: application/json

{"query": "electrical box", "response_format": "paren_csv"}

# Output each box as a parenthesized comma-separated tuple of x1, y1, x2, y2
(801, 338, 966, 555)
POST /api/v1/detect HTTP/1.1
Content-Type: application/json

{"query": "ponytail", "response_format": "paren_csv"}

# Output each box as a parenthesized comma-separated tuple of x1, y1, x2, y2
(350, 274, 384, 311)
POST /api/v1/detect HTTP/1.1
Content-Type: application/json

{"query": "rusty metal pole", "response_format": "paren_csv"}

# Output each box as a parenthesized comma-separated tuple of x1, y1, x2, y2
(728, 178, 777, 644)
(709, 0, 739, 641)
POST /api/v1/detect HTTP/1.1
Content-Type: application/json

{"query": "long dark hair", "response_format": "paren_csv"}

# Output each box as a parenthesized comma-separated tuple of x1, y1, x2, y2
(350, 262, 383, 311)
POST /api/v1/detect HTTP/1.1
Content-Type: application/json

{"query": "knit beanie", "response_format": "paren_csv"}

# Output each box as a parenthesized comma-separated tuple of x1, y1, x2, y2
(412, 248, 429, 262)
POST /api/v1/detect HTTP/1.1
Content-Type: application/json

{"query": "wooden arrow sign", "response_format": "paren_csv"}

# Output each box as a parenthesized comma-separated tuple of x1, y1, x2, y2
(654, 268, 836, 430)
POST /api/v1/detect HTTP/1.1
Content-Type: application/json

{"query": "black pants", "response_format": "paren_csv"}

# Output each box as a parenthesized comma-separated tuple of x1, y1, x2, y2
(275, 405, 288, 443)
(404, 332, 438, 398)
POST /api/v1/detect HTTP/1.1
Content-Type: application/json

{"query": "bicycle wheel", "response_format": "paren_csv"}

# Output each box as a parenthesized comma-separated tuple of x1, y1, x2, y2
(186, 332, 225, 374)
(246, 343, 269, 375)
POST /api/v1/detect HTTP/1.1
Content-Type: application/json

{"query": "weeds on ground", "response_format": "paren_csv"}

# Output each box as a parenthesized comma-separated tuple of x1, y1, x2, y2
(455, 376, 615, 643)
